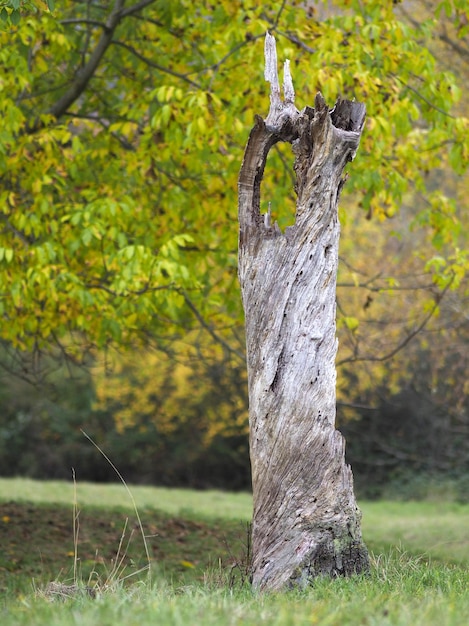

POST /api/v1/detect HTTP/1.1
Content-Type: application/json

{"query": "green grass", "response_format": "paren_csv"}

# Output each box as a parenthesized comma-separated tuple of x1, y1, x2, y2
(1, 478, 469, 625)
(0, 477, 253, 520)
(361, 500, 469, 565)
(2, 557, 468, 626)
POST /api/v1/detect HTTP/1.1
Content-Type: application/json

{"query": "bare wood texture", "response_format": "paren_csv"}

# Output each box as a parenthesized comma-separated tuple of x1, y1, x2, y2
(238, 33, 368, 591)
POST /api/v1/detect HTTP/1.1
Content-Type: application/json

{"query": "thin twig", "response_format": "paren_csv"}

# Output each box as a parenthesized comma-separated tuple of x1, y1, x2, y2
(392, 74, 455, 118)
(181, 291, 245, 361)
(111, 40, 202, 89)
(337, 279, 453, 366)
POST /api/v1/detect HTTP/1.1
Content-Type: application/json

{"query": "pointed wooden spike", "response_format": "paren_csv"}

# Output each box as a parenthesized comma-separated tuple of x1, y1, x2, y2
(264, 32, 279, 92)
(283, 60, 295, 104)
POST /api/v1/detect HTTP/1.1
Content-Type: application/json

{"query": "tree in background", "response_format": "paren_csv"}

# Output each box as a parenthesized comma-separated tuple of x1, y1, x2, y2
(0, 0, 467, 367)
(0, 1, 468, 494)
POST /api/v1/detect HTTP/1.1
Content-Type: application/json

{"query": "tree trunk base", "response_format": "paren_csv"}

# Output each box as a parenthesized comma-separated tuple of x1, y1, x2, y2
(251, 496, 370, 591)
(287, 535, 369, 589)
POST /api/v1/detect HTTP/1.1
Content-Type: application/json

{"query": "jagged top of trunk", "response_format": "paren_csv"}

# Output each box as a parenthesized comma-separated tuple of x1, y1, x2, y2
(238, 32, 366, 249)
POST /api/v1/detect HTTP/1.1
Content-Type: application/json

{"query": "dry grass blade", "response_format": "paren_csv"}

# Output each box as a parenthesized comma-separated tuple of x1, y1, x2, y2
(39, 582, 96, 602)
(80, 429, 152, 585)
(37, 436, 153, 601)
(72, 468, 80, 584)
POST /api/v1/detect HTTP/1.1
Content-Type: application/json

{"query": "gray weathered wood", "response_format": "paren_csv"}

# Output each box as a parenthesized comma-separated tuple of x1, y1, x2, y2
(238, 33, 369, 591)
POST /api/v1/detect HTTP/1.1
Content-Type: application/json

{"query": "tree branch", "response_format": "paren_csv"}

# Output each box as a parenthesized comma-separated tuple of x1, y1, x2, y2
(392, 73, 455, 119)
(181, 291, 245, 361)
(111, 40, 203, 89)
(60, 18, 107, 28)
(337, 280, 453, 366)
(45, 0, 126, 123)
(121, 0, 156, 18)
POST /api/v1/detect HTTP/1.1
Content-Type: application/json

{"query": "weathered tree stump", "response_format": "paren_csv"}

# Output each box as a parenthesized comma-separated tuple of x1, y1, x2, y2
(238, 33, 369, 591)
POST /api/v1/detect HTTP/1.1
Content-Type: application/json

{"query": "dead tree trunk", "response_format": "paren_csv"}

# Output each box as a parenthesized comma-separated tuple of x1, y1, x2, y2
(238, 34, 369, 592)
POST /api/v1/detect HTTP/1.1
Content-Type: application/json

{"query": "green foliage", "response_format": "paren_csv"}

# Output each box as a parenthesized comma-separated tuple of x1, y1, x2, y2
(1, 1, 469, 496)
(0, 0, 467, 362)
(0, 0, 53, 25)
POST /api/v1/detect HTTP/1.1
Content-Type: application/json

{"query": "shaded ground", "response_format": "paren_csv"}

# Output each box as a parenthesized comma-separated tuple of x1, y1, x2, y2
(0, 501, 250, 595)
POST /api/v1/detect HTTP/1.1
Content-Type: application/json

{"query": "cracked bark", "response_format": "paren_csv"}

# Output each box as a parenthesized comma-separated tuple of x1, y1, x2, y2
(238, 33, 369, 591)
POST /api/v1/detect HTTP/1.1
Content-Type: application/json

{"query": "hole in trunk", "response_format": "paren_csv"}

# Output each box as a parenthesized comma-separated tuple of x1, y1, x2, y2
(260, 142, 296, 230)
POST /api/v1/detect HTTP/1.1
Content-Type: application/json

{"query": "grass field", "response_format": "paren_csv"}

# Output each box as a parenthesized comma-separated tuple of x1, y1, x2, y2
(1, 477, 468, 625)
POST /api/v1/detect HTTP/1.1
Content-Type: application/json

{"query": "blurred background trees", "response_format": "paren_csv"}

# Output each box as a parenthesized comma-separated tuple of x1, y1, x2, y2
(0, 0, 468, 497)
